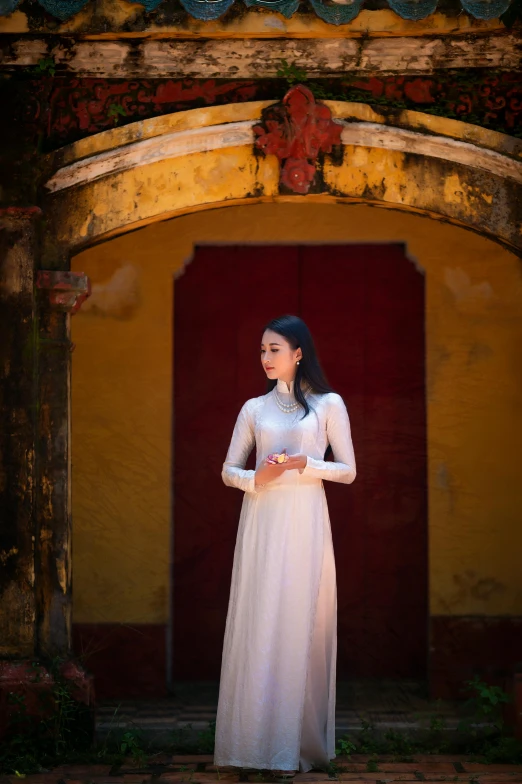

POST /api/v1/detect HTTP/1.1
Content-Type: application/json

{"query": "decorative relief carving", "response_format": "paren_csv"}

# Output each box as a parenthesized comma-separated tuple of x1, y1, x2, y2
(36, 271, 91, 314)
(253, 85, 342, 195)
(14, 74, 520, 150)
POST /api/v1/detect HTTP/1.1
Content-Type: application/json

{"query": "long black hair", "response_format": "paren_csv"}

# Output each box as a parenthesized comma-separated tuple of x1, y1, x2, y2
(263, 314, 335, 420)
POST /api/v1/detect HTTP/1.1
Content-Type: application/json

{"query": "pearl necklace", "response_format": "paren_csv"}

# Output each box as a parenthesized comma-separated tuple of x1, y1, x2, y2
(274, 384, 311, 414)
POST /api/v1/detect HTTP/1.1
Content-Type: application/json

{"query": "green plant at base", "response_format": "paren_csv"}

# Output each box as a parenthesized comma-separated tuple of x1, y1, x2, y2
(464, 676, 512, 723)
(43, 658, 92, 759)
(0, 658, 93, 775)
(454, 677, 522, 761)
(178, 764, 195, 781)
(383, 729, 415, 757)
(119, 729, 147, 767)
(356, 719, 380, 755)
(335, 736, 357, 757)
(4, 666, 522, 772)
(196, 719, 216, 753)
(0, 692, 40, 774)
(168, 720, 216, 755)
(326, 760, 339, 778)
(457, 677, 511, 747)
(479, 736, 522, 764)
(425, 714, 450, 755)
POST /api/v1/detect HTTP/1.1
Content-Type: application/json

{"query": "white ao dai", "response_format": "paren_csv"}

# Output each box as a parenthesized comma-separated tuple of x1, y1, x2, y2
(214, 378, 356, 773)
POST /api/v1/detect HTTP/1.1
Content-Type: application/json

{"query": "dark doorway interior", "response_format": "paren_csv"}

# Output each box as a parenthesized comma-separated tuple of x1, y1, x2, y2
(173, 244, 427, 681)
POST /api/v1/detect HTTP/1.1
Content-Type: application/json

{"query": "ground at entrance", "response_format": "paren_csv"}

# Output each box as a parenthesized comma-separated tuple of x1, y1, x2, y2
(4, 755, 522, 784)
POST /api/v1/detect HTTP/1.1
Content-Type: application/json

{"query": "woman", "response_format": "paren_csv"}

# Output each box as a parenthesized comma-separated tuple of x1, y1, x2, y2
(213, 314, 356, 777)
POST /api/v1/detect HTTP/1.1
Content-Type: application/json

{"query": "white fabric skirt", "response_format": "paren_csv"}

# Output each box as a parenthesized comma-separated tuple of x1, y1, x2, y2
(213, 478, 337, 772)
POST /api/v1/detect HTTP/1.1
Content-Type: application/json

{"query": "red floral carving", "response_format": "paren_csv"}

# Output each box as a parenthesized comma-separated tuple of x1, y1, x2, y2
(281, 158, 317, 194)
(253, 85, 342, 194)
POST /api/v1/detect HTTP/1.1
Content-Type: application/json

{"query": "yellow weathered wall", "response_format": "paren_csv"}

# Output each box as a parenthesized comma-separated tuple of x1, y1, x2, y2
(44, 102, 522, 257)
(71, 202, 522, 625)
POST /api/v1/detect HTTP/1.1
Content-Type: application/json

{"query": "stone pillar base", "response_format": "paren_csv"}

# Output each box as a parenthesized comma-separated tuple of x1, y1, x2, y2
(0, 658, 95, 744)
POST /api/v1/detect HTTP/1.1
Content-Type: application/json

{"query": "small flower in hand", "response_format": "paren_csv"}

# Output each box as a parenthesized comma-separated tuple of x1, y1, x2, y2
(266, 448, 289, 465)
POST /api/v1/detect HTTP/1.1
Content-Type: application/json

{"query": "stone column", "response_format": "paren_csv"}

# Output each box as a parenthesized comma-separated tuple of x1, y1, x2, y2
(35, 269, 91, 658)
(0, 207, 40, 658)
(0, 228, 93, 736)
(0, 213, 90, 660)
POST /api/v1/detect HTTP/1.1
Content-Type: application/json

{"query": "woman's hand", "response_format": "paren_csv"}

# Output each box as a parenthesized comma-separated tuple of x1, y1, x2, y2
(255, 461, 287, 487)
(284, 454, 308, 471)
(254, 451, 308, 487)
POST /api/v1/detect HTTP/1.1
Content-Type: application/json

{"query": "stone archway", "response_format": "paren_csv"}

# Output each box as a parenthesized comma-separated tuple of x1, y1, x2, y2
(36, 88, 522, 661)
(43, 89, 522, 262)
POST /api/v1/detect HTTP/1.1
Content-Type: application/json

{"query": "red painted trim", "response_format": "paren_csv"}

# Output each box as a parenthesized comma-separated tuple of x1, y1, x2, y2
(71, 617, 522, 702)
(36, 74, 521, 148)
(72, 623, 167, 699)
(0, 207, 42, 218)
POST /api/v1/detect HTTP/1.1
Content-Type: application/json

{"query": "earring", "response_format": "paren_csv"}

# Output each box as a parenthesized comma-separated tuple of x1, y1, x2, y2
(296, 360, 300, 365)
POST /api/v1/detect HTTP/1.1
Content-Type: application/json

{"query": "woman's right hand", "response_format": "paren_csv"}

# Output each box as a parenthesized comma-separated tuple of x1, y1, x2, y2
(254, 460, 287, 487)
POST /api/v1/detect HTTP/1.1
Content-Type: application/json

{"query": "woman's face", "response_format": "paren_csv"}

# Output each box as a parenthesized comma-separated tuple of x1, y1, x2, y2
(260, 329, 302, 382)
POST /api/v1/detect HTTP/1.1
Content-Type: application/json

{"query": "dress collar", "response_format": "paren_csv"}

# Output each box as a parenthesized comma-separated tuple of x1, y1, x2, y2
(276, 378, 295, 395)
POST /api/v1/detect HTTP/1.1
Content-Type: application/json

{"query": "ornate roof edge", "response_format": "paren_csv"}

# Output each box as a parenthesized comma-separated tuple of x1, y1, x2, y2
(0, 0, 514, 23)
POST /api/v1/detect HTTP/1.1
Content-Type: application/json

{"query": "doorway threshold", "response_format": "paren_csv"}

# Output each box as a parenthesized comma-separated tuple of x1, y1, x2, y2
(95, 680, 482, 749)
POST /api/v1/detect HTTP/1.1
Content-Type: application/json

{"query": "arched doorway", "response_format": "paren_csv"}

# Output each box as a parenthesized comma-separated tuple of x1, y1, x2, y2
(43, 96, 522, 698)
(69, 202, 522, 699)
(173, 242, 427, 681)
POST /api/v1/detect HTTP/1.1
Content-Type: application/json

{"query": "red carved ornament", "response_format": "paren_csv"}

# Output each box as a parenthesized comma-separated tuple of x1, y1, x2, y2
(36, 270, 92, 315)
(253, 84, 342, 194)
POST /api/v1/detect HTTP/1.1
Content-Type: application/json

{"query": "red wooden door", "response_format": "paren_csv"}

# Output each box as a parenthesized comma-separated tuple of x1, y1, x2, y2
(173, 246, 299, 678)
(300, 245, 427, 677)
(173, 244, 427, 680)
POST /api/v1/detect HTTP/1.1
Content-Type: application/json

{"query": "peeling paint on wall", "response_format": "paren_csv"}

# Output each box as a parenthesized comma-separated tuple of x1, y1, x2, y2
(444, 267, 495, 303)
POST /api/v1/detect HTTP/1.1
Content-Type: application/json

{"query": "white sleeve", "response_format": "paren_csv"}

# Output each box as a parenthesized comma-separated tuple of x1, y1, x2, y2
(221, 400, 262, 494)
(300, 394, 356, 484)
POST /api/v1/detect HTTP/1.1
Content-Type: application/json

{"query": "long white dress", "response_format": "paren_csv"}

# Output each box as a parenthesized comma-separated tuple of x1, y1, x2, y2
(213, 378, 356, 773)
